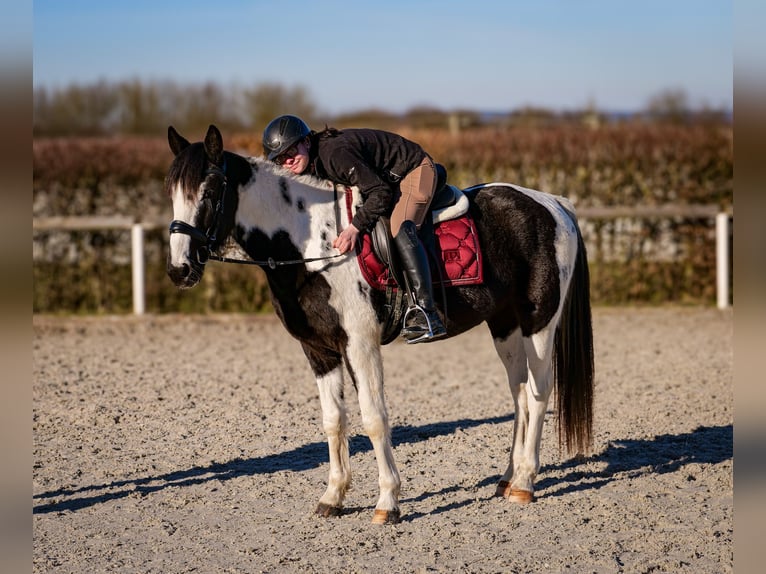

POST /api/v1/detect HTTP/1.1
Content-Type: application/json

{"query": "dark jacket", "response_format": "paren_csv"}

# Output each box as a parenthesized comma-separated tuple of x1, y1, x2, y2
(308, 128, 427, 232)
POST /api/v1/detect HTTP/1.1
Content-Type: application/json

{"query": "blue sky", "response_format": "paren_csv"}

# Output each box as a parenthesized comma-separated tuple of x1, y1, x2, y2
(33, 0, 732, 114)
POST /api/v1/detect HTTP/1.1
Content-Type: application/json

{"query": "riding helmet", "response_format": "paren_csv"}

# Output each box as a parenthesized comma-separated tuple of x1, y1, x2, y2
(262, 115, 311, 161)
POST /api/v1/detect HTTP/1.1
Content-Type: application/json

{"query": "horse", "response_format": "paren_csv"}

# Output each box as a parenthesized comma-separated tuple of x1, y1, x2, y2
(164, 124, 594, 524)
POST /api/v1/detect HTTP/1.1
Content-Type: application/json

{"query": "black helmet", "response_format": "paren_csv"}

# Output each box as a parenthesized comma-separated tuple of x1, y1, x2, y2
(262, 115, 311, 161)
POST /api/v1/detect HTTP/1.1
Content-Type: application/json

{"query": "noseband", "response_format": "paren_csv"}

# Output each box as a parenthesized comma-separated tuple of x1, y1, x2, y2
(169, 160, 344, 270)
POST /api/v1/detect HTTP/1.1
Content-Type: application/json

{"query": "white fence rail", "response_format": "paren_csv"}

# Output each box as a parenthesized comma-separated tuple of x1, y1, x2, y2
(33, 206, 733, 314)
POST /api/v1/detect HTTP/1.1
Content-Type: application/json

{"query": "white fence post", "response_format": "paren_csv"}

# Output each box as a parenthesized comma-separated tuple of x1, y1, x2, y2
(131, 224, 146, 315)
(716, 212, 731, 309)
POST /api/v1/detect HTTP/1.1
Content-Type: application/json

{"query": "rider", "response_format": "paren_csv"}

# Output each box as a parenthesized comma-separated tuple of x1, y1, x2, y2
(262, 114, 447, 343)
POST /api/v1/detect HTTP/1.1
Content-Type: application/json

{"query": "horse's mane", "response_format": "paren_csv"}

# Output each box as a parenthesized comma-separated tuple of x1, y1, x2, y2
(167, 143, 341, 205)
(247, 155, 339, 194)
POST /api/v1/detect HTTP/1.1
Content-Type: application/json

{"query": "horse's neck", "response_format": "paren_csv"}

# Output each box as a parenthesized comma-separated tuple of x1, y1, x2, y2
(235, 157, 348, 252)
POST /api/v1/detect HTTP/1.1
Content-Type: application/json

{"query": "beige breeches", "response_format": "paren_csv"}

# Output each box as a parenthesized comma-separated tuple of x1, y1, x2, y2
(390, 156, 437, 236)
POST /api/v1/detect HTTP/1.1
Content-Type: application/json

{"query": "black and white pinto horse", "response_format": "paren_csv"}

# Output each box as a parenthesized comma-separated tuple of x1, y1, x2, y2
(165, 125, 594, 524)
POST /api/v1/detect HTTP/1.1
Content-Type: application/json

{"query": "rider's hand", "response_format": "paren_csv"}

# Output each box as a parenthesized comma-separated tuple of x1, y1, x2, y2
(333, 224, 360, 254)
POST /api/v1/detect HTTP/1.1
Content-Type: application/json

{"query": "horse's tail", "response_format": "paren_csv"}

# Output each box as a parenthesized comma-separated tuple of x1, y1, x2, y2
(554, 218, 594, 455)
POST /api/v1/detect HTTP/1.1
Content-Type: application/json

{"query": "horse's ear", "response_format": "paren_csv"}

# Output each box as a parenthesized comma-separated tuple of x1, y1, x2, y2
(204, 125, 224, 165)
(168, 126, 190, 156)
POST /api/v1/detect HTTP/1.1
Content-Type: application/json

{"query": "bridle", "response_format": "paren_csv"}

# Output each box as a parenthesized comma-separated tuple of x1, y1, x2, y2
(169, 160, 344, 270)
(168, 162, 229, 266)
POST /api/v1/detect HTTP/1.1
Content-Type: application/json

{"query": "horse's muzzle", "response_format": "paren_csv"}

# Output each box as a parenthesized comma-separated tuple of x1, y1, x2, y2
(166, 258, 203, 289)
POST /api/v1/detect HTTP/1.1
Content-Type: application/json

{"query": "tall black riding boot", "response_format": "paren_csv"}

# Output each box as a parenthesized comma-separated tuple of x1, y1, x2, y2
(393, 221, 447, 343)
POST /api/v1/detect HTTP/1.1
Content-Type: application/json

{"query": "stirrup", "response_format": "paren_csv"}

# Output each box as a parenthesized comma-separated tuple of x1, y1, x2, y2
(401, 305, 447, 344)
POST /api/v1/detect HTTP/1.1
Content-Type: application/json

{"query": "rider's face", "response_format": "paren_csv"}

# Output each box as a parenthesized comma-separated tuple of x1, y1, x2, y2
(276, 139, 310, 175)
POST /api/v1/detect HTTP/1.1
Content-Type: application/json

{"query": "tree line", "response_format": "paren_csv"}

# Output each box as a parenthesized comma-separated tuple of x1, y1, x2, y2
(33, 80, 729, 137)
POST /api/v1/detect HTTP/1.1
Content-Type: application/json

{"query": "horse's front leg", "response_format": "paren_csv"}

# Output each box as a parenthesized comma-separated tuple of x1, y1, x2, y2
(344, 337, 401, 524)
(302, 344, 351, 517)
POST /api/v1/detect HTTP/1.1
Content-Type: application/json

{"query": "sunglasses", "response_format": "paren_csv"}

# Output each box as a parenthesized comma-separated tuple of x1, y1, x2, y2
(274, 142, 302, 166)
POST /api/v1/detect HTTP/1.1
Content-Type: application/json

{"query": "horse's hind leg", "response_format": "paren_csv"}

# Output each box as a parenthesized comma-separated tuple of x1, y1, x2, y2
(344, 339, 401, 524)
(491, 328, 531, 500)
(510, 326, 557, 502)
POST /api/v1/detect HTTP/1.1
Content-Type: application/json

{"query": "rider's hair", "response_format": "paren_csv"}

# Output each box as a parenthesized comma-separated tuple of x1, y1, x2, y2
(314, 126, 343, 140)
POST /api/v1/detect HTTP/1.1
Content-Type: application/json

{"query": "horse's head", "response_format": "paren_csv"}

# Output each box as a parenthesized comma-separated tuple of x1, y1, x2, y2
(164, 124, 230, 288)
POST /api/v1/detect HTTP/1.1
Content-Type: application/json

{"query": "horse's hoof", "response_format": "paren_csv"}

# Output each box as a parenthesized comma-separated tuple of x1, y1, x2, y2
(508, 488, 535, 504)
(371, 509, 401, 525)
(495, 480, 512, 498)
(315, 503, 343, 518)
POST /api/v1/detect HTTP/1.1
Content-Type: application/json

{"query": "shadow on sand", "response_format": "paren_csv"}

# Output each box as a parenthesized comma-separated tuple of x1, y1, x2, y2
(33, 419, 731, 517)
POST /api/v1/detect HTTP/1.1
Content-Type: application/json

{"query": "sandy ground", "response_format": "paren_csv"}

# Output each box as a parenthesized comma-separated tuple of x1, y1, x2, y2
(33, 307, 733, 573)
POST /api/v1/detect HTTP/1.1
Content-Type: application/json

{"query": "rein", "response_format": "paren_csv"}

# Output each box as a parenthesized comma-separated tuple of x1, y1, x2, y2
(209, 249, 343, 269)
(169, 161, 345, 270)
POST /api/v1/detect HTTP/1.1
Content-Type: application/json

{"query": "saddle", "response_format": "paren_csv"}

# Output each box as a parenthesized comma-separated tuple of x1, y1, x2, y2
(349, 164, 484, 343)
